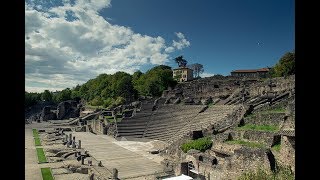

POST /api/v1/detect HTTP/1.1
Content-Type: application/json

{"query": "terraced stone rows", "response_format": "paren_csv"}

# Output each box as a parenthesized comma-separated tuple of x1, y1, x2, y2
(118, 104, 239, 143)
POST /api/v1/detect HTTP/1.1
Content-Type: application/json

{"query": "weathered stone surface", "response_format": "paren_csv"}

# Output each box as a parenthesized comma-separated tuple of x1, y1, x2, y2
(242, 130, 275, 146)
(56, 100, 80, 120)
(173, 97, 181, 104)
(40, 106, 57, 121)
(245, 112, 285, 126)
(201, 97, 213, 105)
(183, 97, 194, 105)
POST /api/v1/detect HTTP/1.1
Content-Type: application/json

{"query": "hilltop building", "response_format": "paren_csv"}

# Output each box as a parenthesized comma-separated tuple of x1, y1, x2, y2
(231, 67, 270, 78)
(173, 67, 193, 82)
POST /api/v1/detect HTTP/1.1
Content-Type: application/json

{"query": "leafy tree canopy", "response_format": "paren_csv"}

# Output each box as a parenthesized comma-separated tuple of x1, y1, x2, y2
(175, 56, 187, 67)
(268, 51, 295, 77)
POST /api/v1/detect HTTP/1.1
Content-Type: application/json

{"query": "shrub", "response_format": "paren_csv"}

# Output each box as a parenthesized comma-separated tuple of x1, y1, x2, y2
(181, 137, 212, 153)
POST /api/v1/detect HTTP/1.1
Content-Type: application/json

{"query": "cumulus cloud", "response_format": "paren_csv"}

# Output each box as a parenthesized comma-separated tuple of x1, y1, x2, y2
(25, 0, 190, 92)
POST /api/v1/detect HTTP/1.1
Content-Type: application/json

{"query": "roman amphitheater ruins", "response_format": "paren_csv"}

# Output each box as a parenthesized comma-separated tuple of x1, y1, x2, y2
(25, 75, 295, 179)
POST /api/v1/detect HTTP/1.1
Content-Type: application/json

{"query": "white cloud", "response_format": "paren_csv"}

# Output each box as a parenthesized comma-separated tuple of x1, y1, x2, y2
(172, 32, 190, 50)
(25, 0, 191, 92)
(201, 72, 215, 78)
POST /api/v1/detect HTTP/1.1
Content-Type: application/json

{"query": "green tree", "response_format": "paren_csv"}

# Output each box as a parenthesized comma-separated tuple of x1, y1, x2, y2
(271, 51, 295, 77)
(174, 55, 187, 67)
(133, 65, 177, 97)
(41, 90, 53, 102)
(25, 91, 41, 107)
(55, 88, 72, 102)
(188, 63, 204, 78)
(90, 96, 104, 106)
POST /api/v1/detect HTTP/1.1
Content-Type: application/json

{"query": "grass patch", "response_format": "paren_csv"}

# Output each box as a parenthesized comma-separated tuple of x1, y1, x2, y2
(225, 140, 265, 148)
(261, 107, 286, 114)
(237, 124, 279, 132)
(238, 165, 294, 180)
(32, 129, 39, 138)
(107, 118, 122, 123)
(36, 148, 47, 163)
(41, 168, 54, 180)
(244, 113, 256, 118)
(272, 143, 281, 152)
(181, 137, 212, 153)
(34, 137, 42, 146)
(104, 115, 114, 119)
(106, 114, 123, 123)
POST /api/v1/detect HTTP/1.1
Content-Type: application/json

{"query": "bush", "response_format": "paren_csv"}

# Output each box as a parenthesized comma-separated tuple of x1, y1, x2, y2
(181, 137, 212, 153)
(90, 97, 104, 106)
(103, 98, 114, 108)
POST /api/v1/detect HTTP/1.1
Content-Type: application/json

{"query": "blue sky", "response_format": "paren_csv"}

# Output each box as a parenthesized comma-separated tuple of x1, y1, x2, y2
(25, 0, 294, 92)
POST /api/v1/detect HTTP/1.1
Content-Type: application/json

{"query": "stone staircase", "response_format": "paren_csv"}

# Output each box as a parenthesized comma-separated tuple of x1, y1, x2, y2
(116, 99, 241, 144)
(143, 105, 205, 142)
(116, 99, 155, 138)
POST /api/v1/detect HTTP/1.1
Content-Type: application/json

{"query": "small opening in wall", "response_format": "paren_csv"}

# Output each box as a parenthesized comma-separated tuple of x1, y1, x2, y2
(192, 131, 204, 140)
(199, 156, 203, 162)
(212, 158, 218, 165)
(227, 133, 233, 141)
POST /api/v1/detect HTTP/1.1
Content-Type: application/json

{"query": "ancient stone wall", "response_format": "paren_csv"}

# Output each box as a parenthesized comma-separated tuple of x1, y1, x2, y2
(40, 106, 57, 121)
(247, 76, 295, 97)
(278, 136, 295, 173)
(56, 100, 80, 120)
(164, 76, 258, 99)
(245, 113, 285, 126)
(242, 130, 275, 146)
(231, 147, 270, 173)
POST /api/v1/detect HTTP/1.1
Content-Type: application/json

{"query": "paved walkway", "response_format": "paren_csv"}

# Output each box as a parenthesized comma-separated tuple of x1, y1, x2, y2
(71, 132, 164, 179)
(25, 127, 42, 180)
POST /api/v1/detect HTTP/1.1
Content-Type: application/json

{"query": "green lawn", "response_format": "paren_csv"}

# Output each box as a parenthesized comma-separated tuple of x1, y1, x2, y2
(36, 148, 47, 163)
(236, 124, 279, 132)
(225, 140, 265, 148)
(34, 137, 42, 146)
(32, 129, 39, 138)
(41, 168, 54, 180)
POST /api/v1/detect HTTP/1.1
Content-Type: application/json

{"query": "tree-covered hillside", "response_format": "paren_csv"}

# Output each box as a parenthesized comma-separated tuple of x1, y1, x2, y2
(25, 65, 177, 108)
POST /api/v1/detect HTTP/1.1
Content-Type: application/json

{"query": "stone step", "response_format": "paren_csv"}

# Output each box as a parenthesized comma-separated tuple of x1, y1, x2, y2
(117, 122, 148, 127)
(146, 123, 189, 132)
(117, 132, 144, 137)
(117, 125, 147, 129)
(116, 134, 143, 138)
(117, 128, 145, 132)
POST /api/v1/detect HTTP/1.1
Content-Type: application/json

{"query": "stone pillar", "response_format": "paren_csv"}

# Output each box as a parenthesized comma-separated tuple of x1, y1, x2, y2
(112, 168, 118, 179)
(98, 161, 102, 167)
(81, 156, 85, 165)
(65, 134, 68, 142)
(72, 140, 76, 148)
(78, 140, 81, 149)
(89, 173, 94, 180)
(69, 133, 72, 142)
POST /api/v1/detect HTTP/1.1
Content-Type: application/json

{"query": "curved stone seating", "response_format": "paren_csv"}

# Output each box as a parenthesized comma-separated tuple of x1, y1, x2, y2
(117, 102, 239, 143)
